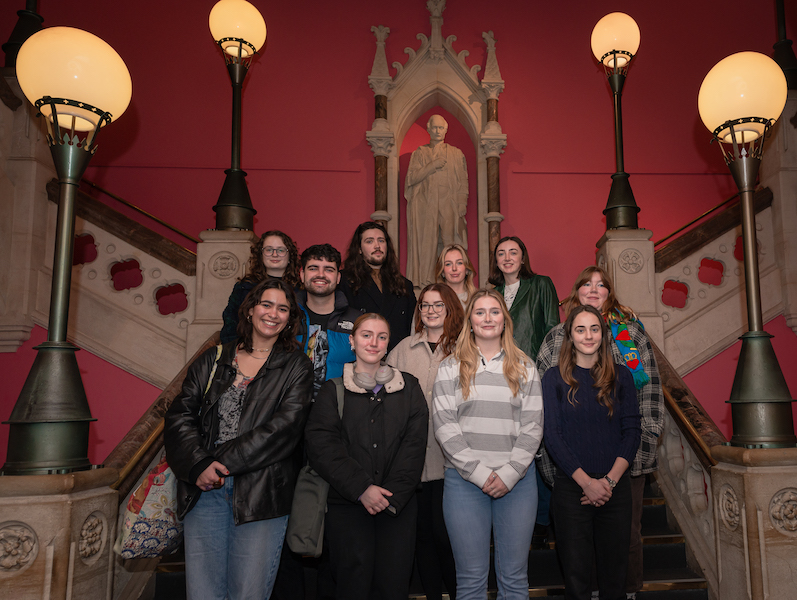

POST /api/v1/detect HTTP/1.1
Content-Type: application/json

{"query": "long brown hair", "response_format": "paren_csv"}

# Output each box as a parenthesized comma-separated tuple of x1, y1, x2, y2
(560, 265, 635, 323)
(243, 230, 300, 288)
(414, 284, 464, 357)
(343, 221, 410, 296)
(454, 289, 532, 400)
(237, 278, 301, 353)
(487, 236, 536, 286)
(558, 304, 617, 415)
(435, 244, 477, 298)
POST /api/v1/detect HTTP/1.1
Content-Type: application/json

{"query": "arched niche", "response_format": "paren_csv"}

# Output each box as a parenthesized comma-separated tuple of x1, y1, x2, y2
(366, 1, 506, 287)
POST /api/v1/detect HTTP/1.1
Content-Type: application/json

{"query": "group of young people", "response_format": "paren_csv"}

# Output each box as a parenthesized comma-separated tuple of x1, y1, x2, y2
(164, 220, 663, 600)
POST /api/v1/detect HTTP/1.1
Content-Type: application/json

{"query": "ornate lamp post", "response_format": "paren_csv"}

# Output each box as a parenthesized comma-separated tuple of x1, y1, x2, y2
(209, 0, 267, 231)
(2, 27, 132, 474)
(591, 12, 641, 229)
(698, 51, 796, 448)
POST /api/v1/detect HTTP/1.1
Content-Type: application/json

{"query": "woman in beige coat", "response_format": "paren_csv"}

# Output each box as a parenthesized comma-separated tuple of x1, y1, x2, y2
(387, 283, 464, 600)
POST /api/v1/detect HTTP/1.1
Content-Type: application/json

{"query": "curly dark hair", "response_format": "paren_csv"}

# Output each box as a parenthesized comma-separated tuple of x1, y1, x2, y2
(487, 235, 536, 286)
(237, 278, 301, 353)
(243, 230, 300, 288)
(343, 221, 410, 296)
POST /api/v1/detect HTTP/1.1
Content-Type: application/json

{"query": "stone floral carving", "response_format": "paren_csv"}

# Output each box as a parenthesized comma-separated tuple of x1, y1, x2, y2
(770, 488, 797, 536)
(619, 249, 644, 274)
(0, 522, 38, 574)
(210, 252, 239, 280)
(719, 485, 740, 531)
(79, 512, 105, 561)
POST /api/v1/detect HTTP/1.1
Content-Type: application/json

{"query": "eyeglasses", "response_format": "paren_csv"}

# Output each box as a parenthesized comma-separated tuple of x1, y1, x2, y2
(263, 247, 288, 257)
(419, 302, 446, 313)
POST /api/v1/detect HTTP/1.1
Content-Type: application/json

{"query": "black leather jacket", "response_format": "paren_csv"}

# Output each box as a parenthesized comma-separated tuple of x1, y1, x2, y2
(165, 342, 313, 523)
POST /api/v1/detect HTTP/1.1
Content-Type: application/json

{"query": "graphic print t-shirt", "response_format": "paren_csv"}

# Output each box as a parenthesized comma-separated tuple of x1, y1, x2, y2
(305, 307, 331, 398)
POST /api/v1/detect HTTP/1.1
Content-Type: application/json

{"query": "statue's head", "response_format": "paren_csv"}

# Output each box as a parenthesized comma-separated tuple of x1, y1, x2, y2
(427, 114, 448, 142)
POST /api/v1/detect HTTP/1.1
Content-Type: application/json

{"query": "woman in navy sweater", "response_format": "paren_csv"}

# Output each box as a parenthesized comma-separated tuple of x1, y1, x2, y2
(541, 304, 641, 600)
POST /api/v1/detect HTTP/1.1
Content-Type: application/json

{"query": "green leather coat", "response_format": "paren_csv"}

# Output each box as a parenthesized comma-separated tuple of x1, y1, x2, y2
(496, 275, 560, 361)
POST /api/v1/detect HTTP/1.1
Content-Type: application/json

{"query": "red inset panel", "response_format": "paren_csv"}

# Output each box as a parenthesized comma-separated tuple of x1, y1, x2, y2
(110, 259, 143, 291)
(661, 279, 688, 309)
(73, 234, 97, 265)
(698, 258, 724, 286)
(155, 283, 188, 315)
(733, 236, 744, 262)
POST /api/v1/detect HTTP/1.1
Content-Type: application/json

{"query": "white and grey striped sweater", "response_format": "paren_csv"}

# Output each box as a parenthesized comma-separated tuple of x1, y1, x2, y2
(432, 350, 544, 491)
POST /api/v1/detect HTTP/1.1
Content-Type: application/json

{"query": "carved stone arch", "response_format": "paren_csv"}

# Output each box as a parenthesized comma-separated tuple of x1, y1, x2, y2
(366, 0, 505, 287)
(392, 84, 482, 146)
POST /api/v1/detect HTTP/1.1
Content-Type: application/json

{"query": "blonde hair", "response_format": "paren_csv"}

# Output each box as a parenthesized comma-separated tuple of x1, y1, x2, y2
(435, 244, 477, 298)
(454, 289, 532, 400)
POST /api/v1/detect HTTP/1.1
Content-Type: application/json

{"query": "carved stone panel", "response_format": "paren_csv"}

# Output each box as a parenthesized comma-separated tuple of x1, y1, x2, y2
(0, 522, 38, 576)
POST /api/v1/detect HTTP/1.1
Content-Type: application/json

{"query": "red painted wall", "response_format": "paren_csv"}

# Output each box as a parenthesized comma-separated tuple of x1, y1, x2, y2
(2, 1, 796, 464)
(683, 315, 797, 441)
(0, 326, 161, 466)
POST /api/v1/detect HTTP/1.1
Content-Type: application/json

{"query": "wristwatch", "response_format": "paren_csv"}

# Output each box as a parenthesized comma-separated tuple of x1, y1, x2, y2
(604, 475, 617, 489)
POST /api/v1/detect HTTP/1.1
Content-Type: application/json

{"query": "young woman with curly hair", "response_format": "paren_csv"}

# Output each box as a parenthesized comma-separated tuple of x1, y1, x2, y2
(221, 230, 300, 343)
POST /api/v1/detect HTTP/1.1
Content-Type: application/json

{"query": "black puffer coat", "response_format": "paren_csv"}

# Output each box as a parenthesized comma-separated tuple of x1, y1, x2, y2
(165, 341, 313, 523)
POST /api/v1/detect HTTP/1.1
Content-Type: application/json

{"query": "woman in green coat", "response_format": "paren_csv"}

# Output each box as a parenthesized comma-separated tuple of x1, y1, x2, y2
(488, 235, 559, 545)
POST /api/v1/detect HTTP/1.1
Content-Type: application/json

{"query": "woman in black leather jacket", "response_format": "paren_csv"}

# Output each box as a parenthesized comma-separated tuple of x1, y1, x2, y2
(165, 278, 313, 600)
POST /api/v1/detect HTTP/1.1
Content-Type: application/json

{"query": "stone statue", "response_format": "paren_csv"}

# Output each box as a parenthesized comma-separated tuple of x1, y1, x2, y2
(405, 114, 468, 287)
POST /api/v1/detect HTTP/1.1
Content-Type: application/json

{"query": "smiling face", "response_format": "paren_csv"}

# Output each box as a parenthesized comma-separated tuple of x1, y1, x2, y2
(578, 271, 609, 311)
(248, 288, 291, 345)
(495, 240, 523, 280)
(261, 235, 290, 276)
(360, 228, 386, 268)
(470, 296, 505, 343)
(443, 249, 466, 285)
(350, 317, 390, 367)
(570, 310, 602, 367)
(301, 258, 340, 297)
(419, 290, 447, 332)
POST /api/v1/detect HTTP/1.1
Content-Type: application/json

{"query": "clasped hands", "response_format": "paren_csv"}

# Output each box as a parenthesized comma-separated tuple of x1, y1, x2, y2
(360, 484, 394, 515)
(482, 471, 509, 498)
(580, 476, 612, 507)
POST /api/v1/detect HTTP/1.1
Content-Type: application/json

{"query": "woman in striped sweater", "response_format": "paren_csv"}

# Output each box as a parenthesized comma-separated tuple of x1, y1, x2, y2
(432, 288, 544, 600)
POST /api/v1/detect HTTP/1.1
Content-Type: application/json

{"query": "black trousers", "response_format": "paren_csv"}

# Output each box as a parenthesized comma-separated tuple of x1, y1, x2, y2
(325, 495, 417, 600)
(415, 480, 457, 600)
(553, 472, 632, 600)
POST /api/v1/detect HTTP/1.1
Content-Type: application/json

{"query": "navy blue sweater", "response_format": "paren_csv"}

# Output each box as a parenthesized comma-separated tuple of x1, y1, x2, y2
(542, 364, 641, 478)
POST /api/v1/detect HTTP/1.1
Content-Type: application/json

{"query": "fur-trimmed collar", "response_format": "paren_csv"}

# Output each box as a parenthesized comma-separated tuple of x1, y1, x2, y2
(343, 362, 405, 394)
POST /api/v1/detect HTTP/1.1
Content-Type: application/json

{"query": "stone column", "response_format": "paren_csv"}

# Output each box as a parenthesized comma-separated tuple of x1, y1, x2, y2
(185, 229, 256, 360)
(597, 229, 665, 349)
(760, 92, 797, 336)
(481, 99, 506, 257)
(0, 468, 119, 600)
(480, 31, 507, 268)
(711, 446, 797, 600)
(366, 25, 394, 228)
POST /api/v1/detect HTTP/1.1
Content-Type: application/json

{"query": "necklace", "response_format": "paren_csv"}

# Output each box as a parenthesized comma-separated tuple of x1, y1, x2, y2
(252, 347, 271, 352)
(248, 347, 272, 360)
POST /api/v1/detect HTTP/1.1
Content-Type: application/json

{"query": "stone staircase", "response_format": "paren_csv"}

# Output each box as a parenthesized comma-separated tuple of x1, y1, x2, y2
(148, 478, 707, 599)
(525, 478, 707, 599)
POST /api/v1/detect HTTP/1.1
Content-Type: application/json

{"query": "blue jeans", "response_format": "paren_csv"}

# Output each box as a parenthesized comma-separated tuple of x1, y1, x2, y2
(183, 477, 288, 600)
(443, 467, 537, 600)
